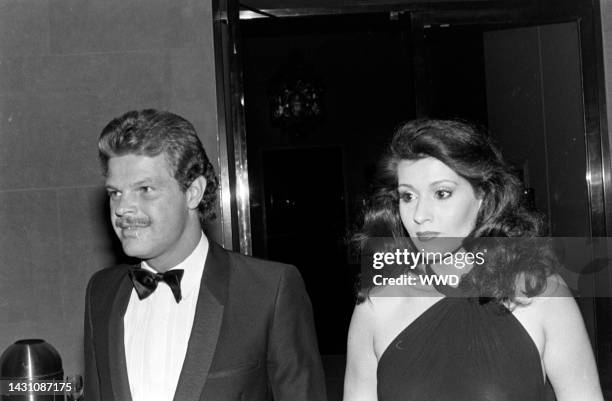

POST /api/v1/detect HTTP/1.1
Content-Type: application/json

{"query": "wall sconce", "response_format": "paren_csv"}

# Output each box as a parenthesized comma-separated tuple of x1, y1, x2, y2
(268, 51, 324, 138)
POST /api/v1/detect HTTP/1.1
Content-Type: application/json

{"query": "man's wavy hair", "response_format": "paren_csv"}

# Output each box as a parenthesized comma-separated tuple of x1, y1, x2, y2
(354, 119, 555, 305)
(98, 109, 219, 222)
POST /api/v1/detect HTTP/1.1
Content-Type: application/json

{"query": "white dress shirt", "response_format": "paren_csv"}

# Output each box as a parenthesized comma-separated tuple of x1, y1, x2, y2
(124, 233, 208, 401)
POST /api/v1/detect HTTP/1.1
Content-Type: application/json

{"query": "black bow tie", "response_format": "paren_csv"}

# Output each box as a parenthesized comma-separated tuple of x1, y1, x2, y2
(128, 267, 184, 303)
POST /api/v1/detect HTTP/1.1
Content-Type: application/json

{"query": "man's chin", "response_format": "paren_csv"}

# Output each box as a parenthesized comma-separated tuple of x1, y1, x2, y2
(120, 241, 153, 260)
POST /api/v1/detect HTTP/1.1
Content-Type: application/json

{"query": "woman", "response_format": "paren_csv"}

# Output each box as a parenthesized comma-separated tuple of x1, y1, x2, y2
(343, 119, 603, 401)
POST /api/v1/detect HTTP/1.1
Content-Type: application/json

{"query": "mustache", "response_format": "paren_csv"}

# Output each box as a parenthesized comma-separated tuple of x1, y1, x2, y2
(115, 217, 151, 228)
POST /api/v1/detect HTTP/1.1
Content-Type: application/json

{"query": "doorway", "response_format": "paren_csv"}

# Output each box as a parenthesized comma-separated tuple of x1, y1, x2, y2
(241, 11, 414, 351)
(214, 1, 611, 399)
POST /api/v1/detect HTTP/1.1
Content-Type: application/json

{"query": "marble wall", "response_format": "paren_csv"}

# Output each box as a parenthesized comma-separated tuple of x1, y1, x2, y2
(0, 0, 221, 376)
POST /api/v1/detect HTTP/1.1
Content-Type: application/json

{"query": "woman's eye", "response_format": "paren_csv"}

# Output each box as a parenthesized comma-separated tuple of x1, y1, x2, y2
(399, 192, 414, 202)
(435, 190, 452, 199)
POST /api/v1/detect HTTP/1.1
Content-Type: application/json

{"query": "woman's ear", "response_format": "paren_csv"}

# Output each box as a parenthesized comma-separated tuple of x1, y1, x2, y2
(476, 188, 485, 207)
(186, 176, 207, 210)
(473, 189, 485, 221)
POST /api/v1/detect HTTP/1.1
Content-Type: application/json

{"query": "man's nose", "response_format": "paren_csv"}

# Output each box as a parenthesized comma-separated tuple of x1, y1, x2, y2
(114, 193, 137, 216)
(412, 199, 432, 224)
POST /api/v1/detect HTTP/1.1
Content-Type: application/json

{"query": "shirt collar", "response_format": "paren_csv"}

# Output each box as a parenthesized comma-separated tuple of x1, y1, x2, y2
(141, 232, 209, 300)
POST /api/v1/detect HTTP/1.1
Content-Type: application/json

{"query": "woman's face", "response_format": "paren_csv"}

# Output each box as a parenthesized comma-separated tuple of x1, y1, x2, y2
(397, 157, 482, 251)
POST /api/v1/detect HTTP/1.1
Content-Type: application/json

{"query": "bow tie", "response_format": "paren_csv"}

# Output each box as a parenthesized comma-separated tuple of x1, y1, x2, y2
(128, 267, 184, 303)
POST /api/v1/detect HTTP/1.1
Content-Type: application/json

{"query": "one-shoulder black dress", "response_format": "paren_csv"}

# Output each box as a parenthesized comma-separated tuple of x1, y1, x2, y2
(376, 280, 556, 401)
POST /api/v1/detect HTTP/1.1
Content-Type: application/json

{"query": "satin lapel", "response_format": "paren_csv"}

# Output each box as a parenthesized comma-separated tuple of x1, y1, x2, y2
(108, 271, 134, 401)
(173, 242, 230, 401)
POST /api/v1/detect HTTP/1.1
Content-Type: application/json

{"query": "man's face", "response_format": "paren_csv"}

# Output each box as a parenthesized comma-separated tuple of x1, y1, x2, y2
(105, 153, 194, 269)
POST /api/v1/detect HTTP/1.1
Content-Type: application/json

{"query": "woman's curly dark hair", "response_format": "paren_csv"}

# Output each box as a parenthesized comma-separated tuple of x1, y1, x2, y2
(354, 119, 555, 305)
(98, 109, 219, 222)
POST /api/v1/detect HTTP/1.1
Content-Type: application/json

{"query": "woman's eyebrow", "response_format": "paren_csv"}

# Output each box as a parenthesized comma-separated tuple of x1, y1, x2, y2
(429, 179, 458, 187)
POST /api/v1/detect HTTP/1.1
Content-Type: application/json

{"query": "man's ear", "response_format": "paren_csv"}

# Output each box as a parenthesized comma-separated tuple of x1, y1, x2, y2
(186, 176, 207, 210)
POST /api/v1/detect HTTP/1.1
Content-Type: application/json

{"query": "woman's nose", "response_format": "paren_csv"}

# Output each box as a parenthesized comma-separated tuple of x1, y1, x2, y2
(412, 199, 432, 224)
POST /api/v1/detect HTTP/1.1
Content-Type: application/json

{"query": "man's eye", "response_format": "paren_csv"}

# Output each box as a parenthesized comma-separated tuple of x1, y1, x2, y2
(107, 191, 120, 199)
(435, 190, 452, 199)
(140, 186, 153, 193)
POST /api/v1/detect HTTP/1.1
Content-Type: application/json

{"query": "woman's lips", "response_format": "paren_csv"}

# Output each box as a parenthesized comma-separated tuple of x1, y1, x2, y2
(415, 231, 440, 241)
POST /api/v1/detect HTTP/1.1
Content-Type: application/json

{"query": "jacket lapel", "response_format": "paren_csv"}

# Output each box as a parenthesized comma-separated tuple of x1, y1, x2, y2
(173, 241, 229, 401)
(108, 270, 134, 401)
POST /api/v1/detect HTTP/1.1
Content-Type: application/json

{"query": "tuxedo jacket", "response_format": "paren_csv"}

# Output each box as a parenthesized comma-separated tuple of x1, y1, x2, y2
(84, 241, 327, 401)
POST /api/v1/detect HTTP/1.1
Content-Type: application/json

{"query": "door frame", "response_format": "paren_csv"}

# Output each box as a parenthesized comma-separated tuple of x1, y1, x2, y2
(213, 0, 252, 253)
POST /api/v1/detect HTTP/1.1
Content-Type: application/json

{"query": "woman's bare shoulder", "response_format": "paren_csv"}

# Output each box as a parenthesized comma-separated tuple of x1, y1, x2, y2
(359, 286, 407, 317)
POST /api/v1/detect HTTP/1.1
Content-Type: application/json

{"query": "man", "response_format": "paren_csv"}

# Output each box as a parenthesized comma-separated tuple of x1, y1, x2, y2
(84, 109, 326, 401)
